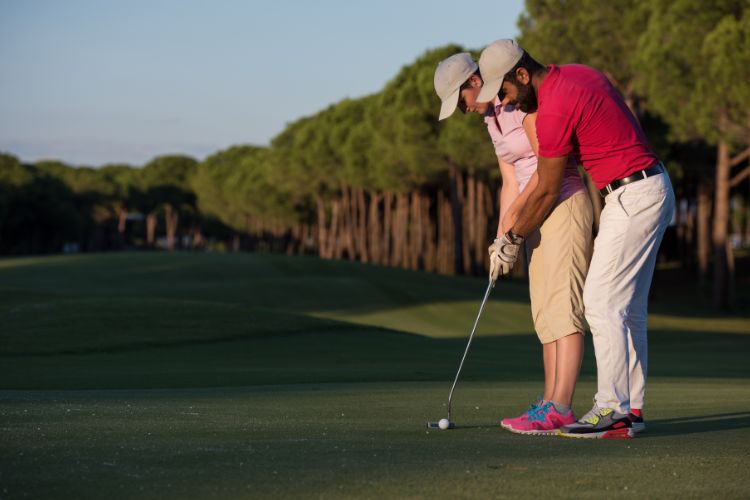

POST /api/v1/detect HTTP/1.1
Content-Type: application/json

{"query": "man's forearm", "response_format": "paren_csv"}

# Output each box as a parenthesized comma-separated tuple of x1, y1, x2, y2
(508, 155, 566, 238)
(510, 187, 557, 237)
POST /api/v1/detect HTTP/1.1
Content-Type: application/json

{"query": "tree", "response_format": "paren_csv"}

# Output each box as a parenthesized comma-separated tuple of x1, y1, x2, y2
(517, 0, 657, 233)
(518, 0, 650, 113)
(270, 112, 342, 257)
(140, 155, 198, 250)
(635, 0, 750, 308)
(369, 45, 497, 273)
(193, 146, 256, 233)
(194, 145, 295, 251)
(99, 164, 140, 249)
(1, 154, 78, 254)
(36, 161, 119, 251)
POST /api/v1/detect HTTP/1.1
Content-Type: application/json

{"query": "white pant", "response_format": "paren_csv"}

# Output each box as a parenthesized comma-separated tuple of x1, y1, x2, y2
(583, 171, 675, 414)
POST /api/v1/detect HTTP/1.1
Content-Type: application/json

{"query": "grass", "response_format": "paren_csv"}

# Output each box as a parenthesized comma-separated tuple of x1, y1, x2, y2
(1, 252, 749, 499)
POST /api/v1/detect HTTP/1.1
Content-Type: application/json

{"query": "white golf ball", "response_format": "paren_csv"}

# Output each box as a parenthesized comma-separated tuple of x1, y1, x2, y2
(438, 418, 450, 430)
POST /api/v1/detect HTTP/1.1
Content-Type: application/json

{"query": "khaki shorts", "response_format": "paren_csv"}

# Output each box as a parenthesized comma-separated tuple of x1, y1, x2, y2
(526, 192, 593, 344)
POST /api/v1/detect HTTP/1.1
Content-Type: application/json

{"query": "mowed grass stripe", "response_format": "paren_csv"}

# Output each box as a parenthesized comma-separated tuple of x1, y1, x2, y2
(2, 381, 749, 499)
(1, 252, 749, 499)
(1, 252, 749, 390)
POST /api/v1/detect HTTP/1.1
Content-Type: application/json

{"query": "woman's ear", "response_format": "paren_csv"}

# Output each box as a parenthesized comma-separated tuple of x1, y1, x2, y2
(469, 73, 483, 88)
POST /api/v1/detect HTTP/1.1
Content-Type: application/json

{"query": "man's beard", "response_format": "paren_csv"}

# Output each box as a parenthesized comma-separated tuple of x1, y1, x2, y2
(515, 81, 538, 113)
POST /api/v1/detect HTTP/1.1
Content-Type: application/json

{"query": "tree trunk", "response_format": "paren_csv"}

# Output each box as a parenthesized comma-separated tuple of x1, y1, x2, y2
(696, 182, 712, 284)
(192, 224, 203, 249)
(315, 193, 329, 259)
(330, 199, 342, 259)
(449, 165, 464, 275)
(164, 204, 179, 251)
(368, 192, 382, 265)
(423, 193, 436, 272)
(437, 191, 446, 274)
(483, 181, 499, 270)
(389, 194, 399, 267)
(437, 190, 454, 275)
(684, 196, 695, 268)
(383, 192, 393, 266)
(391, 193, 408, 268)
(246, 215, 254, 251)
(414, 191, 423, 270)
(146, 211, 158, 247)
(712, 135, 733, 308)
(116, 208, 128, 249)
(401, 192, 411, 269)
(356, 187, 368, 263)
(675, 196, 685, 264)
(340, 183, 355, 260)
(297, 222, 309, 253)
(464, 170, 476, 275)
(473, 179, 489, 274)
(286, 223, 300, 255)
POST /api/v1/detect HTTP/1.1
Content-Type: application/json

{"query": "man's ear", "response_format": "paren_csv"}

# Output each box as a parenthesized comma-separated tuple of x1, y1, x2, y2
(516, 67, 530, 85)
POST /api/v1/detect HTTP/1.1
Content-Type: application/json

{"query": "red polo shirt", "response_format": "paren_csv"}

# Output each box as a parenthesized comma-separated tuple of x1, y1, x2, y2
(536, 64, 658, 189)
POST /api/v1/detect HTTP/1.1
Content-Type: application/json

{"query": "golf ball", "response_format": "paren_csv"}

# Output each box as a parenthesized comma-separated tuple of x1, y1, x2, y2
(438, 418, 450, 430)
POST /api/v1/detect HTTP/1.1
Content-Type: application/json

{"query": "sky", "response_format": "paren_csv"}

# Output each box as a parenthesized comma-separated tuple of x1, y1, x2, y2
(0, 0, 525, 166)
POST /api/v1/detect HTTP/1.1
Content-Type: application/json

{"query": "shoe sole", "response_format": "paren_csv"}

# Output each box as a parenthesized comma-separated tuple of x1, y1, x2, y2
(505, 427, 560, 435)
(501, 422, 571, 436)
(557, 428, 634, 439)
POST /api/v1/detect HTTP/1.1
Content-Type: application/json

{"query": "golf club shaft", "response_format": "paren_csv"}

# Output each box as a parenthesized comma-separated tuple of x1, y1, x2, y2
(447, 279, 494, 420)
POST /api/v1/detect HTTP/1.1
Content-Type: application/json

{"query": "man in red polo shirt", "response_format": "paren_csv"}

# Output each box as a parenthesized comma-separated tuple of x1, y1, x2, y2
(477, 39, 675, 438)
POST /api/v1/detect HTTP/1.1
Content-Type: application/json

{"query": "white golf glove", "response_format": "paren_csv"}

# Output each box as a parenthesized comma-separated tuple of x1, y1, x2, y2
(488, 232, 523, 282)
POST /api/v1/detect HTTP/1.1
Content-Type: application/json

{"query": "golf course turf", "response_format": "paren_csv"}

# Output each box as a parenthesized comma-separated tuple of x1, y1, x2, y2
(1, 252, 749, 499)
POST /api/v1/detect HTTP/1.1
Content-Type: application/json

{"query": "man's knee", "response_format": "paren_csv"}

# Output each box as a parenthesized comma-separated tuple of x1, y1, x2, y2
(584, 284, 619, 330)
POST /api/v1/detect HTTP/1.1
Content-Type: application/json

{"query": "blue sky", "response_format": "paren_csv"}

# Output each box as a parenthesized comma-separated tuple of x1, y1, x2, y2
(0, 0, 524, 166)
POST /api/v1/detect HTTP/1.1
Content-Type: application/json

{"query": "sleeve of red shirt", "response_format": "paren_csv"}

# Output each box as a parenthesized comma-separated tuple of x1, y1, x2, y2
(537, 111, 576, 158)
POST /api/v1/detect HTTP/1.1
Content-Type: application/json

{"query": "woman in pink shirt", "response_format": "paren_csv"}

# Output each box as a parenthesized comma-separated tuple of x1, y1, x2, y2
(435, 53, 594, 434)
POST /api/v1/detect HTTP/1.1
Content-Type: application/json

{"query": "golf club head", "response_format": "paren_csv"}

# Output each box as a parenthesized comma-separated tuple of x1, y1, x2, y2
(427, 421, 456, 429)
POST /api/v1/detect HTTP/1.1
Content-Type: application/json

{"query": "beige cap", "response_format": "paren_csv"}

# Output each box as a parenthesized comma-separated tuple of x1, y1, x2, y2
(476, 39, 523, 103)
(434, 53, 478, 120)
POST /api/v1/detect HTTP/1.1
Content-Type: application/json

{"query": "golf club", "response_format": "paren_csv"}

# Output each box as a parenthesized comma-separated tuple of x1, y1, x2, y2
(428, 278, 494, 430)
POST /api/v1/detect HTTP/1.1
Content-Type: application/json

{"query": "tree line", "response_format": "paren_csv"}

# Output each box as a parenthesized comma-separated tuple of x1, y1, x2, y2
(1, 0, 749, 308)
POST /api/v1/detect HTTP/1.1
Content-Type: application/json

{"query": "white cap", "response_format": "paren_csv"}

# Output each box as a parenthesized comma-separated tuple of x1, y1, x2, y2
(476, 39, 523, 103)
(434, 53, 478, 120)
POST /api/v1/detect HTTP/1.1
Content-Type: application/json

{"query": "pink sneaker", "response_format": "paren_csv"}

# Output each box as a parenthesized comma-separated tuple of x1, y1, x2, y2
(500, 397, 543, 430)
(504, 402, 576, 435)
(500, 414, 527, 430)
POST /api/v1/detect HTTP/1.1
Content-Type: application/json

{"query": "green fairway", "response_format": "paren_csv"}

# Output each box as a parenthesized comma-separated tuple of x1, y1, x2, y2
(1, 252, 749, 499)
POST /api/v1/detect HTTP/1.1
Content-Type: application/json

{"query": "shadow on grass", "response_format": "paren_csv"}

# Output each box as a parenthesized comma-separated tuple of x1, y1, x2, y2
(0, 252, 750, 344)
(426, 413, 750, 435)
(648, 412, 750, 437)
(10, 252, 748, 320)
(2, 321, 750, 390)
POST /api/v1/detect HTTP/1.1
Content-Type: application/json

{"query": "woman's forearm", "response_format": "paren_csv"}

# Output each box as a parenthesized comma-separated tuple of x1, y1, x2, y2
(501, 172, 539, 233)
(498, 178, 521, 237)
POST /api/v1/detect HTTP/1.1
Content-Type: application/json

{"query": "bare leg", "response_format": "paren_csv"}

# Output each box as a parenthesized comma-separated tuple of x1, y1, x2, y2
(542, 342, 556, 401)
(551, 332, 584, 406)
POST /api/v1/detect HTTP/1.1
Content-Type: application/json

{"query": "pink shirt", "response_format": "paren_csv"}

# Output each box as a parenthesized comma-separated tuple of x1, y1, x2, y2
(536, 64, 659, 189)
(484, 97, 584, 200)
